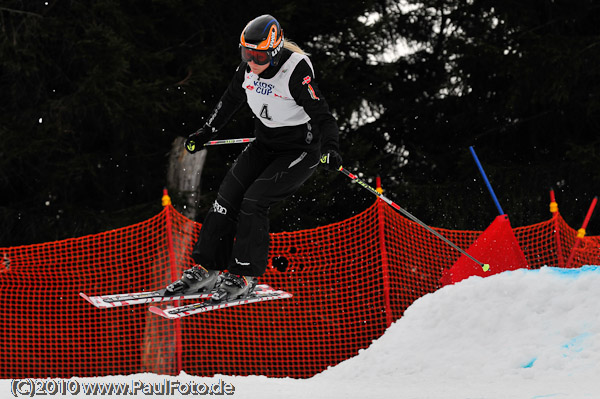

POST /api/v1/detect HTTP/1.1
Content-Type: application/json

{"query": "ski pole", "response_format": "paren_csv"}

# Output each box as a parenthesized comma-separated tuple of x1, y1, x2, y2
(338, 167, 490, 272)
(204, 138, 256, 146)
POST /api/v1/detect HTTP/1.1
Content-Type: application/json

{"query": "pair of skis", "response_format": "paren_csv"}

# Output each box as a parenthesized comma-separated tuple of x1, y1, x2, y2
(79, 284, 292, 319)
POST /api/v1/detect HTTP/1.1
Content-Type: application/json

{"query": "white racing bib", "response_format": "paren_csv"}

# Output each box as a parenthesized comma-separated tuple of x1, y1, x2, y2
(243, 52, 314, 128)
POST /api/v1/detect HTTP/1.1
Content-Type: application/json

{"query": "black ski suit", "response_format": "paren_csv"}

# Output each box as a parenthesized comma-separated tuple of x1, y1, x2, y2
(191, 48, 340, 277)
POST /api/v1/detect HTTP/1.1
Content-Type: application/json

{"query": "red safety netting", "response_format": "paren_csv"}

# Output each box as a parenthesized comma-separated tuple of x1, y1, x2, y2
(1, 197, 598, 379)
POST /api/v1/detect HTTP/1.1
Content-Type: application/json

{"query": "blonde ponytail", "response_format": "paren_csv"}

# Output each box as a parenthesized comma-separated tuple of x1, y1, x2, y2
(284, 40, 310, 56)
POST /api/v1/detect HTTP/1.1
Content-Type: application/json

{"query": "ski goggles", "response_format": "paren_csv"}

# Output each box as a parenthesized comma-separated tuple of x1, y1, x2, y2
(240, 46, 271, 65)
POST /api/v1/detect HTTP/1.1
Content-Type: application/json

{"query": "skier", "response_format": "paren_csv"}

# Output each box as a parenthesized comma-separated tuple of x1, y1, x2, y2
(166, 14, 343, 302)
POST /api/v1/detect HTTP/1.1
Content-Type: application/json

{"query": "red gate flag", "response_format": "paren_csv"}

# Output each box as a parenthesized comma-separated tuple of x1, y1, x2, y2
(441, 214, 528, 285)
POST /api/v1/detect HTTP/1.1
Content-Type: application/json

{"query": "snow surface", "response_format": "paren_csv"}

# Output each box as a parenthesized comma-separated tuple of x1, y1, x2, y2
(3, 266, 600, 398)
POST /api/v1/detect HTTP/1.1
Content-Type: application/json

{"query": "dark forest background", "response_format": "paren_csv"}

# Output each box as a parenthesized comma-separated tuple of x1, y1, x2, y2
(1, 0, 599, 247)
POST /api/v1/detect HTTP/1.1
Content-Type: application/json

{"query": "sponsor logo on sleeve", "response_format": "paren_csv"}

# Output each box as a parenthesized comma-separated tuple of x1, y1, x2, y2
(301, 75, 319, 100)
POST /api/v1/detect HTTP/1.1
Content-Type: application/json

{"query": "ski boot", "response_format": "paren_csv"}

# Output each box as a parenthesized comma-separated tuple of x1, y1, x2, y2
(210, 272, 257, 303)
(165, 265, 220, 295)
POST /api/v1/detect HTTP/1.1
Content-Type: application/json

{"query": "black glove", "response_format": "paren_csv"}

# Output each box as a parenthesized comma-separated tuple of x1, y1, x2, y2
(185, 126, 213, 153)
(320, 149, 343, 171)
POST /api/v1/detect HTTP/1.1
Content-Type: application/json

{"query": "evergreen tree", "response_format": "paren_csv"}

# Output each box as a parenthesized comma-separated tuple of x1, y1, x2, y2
(351, 0, 600, 231)
(0, 1, 382, 245)
(1, 0, 599, 246)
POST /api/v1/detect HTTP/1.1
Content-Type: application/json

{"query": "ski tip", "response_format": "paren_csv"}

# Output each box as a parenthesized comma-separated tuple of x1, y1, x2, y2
(79, 292, 108, 308)
(149, 306, 177, 319)
(79, 292, 95, 305)
(148, 306, 164, 316)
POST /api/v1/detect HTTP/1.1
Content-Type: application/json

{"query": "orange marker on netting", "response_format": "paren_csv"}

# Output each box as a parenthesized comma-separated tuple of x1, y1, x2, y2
(549, 188, 559, 214)
(566, 196, 598, 268)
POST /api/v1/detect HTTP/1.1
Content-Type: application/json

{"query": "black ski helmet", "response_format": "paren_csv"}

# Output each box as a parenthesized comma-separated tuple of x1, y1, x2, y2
(240, 15, 284, 66)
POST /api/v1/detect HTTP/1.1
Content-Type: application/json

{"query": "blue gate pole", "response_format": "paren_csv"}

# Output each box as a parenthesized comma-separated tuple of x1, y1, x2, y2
(469, 146, 505, 215)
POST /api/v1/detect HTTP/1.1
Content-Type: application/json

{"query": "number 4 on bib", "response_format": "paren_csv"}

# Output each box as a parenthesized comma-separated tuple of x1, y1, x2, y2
(260, 104, 272, 120)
